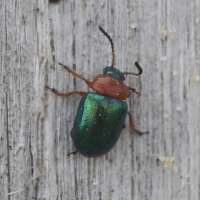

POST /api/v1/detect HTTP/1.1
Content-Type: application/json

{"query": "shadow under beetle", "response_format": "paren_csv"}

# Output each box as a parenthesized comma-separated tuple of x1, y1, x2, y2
(47, 26, 148, 157)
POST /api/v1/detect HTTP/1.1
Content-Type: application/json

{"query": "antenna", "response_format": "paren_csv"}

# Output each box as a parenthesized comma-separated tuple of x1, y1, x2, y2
(98, 25, 115, 67)
(123, 62, 143, 76)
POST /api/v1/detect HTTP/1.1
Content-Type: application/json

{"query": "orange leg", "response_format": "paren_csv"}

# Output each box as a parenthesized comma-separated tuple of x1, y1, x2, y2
(46, 86, 86, 97)
(127, 86, 139, 97)
(127, 112, 149, 135)
(127, 86, 139, 94)
(59, 63, 93, 88)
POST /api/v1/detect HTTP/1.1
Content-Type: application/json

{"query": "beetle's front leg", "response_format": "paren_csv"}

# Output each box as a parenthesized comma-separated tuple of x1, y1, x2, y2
(59, 63, 93, 88)
(46, 86, 86, 97)
(127, 112, 149, 135)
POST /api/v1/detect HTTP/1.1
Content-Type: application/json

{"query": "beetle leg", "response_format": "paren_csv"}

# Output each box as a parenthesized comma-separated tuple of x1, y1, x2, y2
(70, 128, 73, 138)
(67, 150, 78, 156)
(127, 112, 149, 135)
(59, 63, 93, 88)
(46, 86, 86, 97)
(127, 86, 139, 95)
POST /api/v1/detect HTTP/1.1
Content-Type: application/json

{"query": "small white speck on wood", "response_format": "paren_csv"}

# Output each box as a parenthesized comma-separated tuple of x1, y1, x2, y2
(0, 0, 200, 200)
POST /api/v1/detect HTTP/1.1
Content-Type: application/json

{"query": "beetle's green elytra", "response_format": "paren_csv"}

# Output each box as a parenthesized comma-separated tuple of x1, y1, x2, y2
(72, 93, 127, 157)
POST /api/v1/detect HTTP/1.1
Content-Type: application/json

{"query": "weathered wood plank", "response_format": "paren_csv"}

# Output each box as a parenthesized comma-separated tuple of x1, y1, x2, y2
(0, 0, 200, 199)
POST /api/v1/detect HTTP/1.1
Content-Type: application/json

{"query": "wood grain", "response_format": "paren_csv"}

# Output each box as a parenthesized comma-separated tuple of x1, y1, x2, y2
(0, 0, 200, 199)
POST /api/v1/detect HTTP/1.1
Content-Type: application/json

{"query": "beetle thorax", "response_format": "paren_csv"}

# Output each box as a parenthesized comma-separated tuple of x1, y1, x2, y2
(92, 75, 128, 100)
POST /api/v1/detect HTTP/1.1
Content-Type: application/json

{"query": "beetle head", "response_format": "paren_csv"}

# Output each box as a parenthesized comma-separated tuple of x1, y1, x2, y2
(103, 66, 125, 81)
(99, 26, 143, 81)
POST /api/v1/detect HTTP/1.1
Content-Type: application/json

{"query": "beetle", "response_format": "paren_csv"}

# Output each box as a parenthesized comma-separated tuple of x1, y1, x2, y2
(47, 26, 148, 157)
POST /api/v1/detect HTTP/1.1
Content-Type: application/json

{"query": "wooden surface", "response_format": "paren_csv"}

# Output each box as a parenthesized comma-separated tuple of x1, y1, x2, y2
(1, 0, 200, 199)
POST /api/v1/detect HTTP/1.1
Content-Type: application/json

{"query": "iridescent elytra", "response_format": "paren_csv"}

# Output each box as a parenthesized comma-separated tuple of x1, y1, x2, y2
(47, 26, 148, 157)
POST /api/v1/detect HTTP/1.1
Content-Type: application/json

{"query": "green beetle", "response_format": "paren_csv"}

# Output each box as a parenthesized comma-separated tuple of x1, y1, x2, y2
(47, 26, 148, 157)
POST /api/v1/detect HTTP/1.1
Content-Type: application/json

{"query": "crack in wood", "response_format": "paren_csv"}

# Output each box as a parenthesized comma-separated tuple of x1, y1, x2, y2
(6, 93, 10, 200)
(29, 130, 34, 177)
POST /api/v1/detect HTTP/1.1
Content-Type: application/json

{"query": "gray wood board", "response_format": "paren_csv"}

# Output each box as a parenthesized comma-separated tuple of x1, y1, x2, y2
(0, 0, 200, 199)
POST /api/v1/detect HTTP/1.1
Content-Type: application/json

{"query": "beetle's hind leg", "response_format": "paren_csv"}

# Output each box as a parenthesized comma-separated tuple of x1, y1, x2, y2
(70, 128, 73, 138)
(67, 150, 78, 156)
(59, 63, 93, 88)
(127, 112, 149, 135)
(67, 129, 78, 156)
(46, 86, 86, 97)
